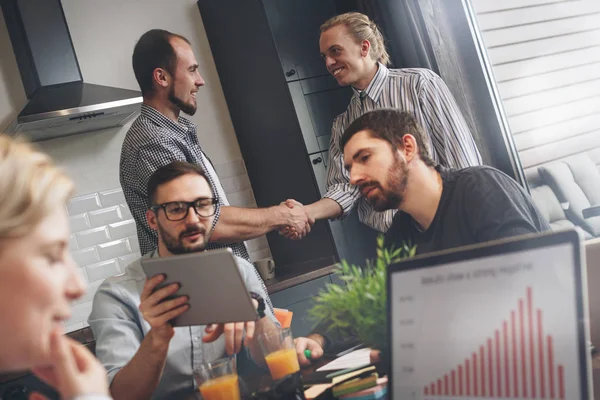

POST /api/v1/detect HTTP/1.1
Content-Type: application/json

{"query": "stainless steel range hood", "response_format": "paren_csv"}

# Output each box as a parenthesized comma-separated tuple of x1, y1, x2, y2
(1, 0, 142, 141)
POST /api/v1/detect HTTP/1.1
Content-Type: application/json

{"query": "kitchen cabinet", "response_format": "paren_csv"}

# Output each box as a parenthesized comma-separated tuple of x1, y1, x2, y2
(262, 0, 336, 81)
(270, 275, 331, 337)
(288, 75, 352, 155)
(197, 0, 377, 271)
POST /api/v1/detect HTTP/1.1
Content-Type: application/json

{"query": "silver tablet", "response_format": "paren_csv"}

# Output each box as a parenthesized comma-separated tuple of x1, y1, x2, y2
(141, 249, 258, 326)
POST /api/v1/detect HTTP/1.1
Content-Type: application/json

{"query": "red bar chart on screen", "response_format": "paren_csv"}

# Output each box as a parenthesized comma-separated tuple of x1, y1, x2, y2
(388, 239, 586, 400)
(422, 287, 565, 399)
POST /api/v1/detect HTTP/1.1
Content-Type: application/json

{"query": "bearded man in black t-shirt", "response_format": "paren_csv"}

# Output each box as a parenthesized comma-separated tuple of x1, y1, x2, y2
(340, 109, 550, 256)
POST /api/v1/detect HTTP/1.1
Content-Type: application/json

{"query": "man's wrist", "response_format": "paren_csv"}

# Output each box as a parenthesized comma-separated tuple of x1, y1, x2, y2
(250, 292, 266, 319)
(307, 333, 327, 349)
(268, 205, 288, 230)
(146, 328, 172, 353)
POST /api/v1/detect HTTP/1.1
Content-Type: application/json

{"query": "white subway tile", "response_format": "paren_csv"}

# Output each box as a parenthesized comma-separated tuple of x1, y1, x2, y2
(220, 176, 238, 193)
(129, 236, 140, 253)
(66, 302, 93, 325)
(97, 239, 132, 261)
(69, 234, 78, 251)
(77, 281, 103, 304)
(85, 259, 120, 282)
(88, 206, 123, 228)
(99, 188, 126, 208)
(67, 194, 101, 216)
(246, 236, 269, 252)
(72, 247, 100, 268)
(120, 204, 133, 219)
(249, 248, 272, 263)
(226, 189, 255, 207)
(118, 252, 141, 269)
(69, 213, 90, 233)
(108, 219, 137, 239)
(76, 227, 110, 249)
(65, 322, 85, 333)
(234, 175, 252, 191)
(214, 159, 246, 178)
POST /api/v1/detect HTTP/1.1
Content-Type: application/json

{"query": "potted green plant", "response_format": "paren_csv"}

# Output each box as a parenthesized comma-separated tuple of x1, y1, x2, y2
(309, 236, 416, 362)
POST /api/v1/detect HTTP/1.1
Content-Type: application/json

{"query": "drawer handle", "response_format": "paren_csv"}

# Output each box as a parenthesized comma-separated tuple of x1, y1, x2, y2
(312, 157, 323, 165)
(286, 69, 296, 77)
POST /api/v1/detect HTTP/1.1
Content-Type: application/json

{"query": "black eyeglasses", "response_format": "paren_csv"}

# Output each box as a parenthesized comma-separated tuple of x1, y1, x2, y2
(150, 198, 219, 221)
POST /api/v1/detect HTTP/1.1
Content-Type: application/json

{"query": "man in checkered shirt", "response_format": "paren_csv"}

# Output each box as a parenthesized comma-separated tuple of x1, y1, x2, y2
(120, 29, 313, 309)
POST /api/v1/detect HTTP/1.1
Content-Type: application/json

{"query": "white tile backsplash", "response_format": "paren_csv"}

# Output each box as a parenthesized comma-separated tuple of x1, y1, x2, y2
(88, 206, 123, 227)
(77, 281, 103, 305)
(247, 236, 269, 252)
(249, 248, 272, 263)
(66, 302, 94, 326)
(108, 220, 137, 239)
(129, 235, 140, 253)
(220, 176, 238, 192)
(67, 193, 102, 215)
(75, 227, 111, 249)
(227, 188, 256, 208)
(97, 239, 132, 261)
(69, 234, 78, 251)
(118, 252, 142, 269)
(85, 259, 121, 283)
(214, 159, 246, 178)
(99, 188, 127, 208)
(65, 160, 270, 333)
(234, 174, 252, 191)
(119, 204, 133, 219)
(69, 213, 91, 232)
(72, 247, 100, 267)
(65, 322, 85, 333)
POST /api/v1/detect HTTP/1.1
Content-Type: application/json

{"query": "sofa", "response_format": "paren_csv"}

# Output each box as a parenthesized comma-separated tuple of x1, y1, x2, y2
(531, 154, 600, 238)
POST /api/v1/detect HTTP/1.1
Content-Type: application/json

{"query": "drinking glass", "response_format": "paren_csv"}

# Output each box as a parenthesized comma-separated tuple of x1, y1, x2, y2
(257, 327, 300, 380)
(194, 355, 240, 400)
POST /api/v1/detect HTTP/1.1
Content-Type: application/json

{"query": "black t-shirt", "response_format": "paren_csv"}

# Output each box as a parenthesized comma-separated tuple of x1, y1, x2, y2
(385, 166, 551, 256)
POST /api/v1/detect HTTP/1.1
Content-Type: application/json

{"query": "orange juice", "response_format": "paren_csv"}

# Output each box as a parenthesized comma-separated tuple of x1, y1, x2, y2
(264, 348, 300, 380)
(199, 374, 240, 400)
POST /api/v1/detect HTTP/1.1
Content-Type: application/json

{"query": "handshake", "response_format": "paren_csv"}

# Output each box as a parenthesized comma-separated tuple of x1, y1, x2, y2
(276, 199, 315, 240)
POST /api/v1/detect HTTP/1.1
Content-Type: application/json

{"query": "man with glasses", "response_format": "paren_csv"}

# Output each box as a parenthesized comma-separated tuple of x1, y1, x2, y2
(89, 162, 292, 400)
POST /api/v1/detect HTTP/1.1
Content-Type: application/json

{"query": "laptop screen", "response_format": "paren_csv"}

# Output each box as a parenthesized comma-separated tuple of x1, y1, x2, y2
(387, 230, 590, 399)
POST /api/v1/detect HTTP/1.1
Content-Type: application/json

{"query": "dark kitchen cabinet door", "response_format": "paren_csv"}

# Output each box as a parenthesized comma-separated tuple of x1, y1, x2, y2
(262, 0, 337, 81)
(289, 75, 353, 155)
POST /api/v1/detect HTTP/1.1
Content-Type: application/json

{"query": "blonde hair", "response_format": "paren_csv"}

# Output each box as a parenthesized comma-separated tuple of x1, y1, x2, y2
(0, 135, 73, 239)
(320, 12, 390, 66)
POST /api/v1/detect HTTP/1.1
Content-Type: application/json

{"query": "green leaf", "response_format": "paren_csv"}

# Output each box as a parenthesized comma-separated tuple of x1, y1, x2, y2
(308, 235, 417, 351)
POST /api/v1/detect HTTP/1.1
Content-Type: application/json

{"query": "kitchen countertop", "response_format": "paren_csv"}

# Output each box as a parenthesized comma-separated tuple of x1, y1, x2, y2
(264, 256, 339, 294)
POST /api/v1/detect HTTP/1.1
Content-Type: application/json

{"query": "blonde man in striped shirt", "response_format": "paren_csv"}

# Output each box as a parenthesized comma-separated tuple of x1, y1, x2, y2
(283, 12, 482, 239)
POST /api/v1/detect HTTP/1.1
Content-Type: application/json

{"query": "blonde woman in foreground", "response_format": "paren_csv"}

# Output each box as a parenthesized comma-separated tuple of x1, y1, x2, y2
(0, 134, 110, 399)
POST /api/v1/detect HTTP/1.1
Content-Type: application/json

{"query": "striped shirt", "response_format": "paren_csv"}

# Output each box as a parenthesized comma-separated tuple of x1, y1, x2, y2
(120, 105, 272, 311)
(324, 64, 482, 232)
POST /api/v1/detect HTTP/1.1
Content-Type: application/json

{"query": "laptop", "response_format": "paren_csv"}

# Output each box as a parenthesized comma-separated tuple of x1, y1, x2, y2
(387, 229, 592, 400)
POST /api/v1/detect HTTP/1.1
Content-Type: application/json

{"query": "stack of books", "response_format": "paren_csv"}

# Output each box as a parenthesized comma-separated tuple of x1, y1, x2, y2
(333, 373, 386, 398)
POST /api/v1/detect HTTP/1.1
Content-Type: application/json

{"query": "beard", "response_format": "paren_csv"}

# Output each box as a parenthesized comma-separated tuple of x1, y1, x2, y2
(168, 85, 197, 116)
(157, 222, 209, 254)
(359, 155, 409, 212)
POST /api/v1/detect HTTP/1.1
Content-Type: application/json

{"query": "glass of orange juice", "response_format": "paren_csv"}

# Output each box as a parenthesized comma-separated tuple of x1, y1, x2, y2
(194, 355, 241, 400)
(257, 327, 300, 381)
